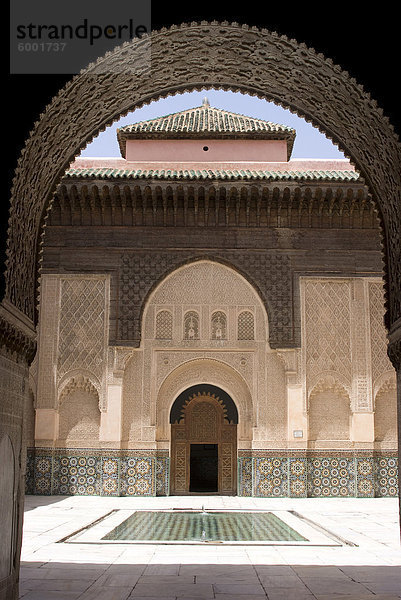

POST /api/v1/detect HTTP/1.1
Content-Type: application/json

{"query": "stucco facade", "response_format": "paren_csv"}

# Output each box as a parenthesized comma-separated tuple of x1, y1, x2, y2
(26, 101, 397, 499)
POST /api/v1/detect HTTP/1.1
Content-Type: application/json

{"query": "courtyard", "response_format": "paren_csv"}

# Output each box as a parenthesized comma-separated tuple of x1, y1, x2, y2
(19, 495, 401, 600)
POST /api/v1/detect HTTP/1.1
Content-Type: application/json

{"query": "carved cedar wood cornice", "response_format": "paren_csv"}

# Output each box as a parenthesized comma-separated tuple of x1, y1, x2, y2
(48, 180, 375, 229)
(0, 301, 37, 364)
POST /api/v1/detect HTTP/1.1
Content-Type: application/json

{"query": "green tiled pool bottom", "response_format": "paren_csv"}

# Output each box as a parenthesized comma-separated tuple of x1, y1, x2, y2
(102, 511, 308, 543)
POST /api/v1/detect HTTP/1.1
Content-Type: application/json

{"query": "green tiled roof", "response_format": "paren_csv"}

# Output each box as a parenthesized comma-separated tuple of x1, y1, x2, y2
(64, 167, 360, 182)
(117, 100, 296, 159)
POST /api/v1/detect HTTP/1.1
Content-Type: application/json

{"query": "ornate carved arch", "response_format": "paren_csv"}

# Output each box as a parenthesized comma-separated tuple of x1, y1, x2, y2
(170, 389, 237, 494)
(156, 357, 253, 442)
(4, 22, 400, 371)
(308, 373, 350, 410)
(211, 311, 227, 340)
(58, 371, 100, 408)
(308, 375, 351, 442)
(374, 370, 397, 403)
(155, 310, 173, 340)
(140, 256, 270, 347)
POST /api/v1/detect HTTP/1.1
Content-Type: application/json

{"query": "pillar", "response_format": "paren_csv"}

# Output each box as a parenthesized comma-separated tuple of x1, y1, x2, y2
(387, 317, 401, 536)
(350, 413, 375, 442)
(99, 383, 123, 443)
(287, 384, 307, 446)
(0, 300, 36, 600)
(34, 409, 58, 442)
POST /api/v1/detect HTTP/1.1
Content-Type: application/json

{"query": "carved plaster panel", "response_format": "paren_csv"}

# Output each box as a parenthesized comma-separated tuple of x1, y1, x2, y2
(368, 280, 394, 383)
(121, 351, 144, 442)
(36, 275, 110, 411)
(57, 277, 109, 381)
(150, 261, 260, 306)
(309, 375, 350, 400)
(156, 358, 253, 442)
(107, 346, 135, 384)
(36, 275, 60, 409)
(276, 348, 301, 385)
(373, 371, 397, 401)
(59, 374, 99, 403)
(301, 278, 352, 398)
(350, 279, 372, 411)
(263, 352, 287, 441)
(57, 276, 110, 411)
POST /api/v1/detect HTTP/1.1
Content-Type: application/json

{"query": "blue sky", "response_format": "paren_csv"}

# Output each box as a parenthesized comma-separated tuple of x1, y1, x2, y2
(80, 88, 345, 159)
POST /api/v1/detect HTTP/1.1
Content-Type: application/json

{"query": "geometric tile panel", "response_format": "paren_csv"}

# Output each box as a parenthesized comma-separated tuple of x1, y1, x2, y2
(254, 457, 288, 497)
(101, 455, 120, 496)
(26, 449, 398, 498)
(307, 456, 355, 497)
(33, 452, 53, 495)
(53, 454, 102, 496)
(375, 457, 398, 497)
(237, 457, 253, 497)
(236, 453, 398, 498)
(355, 457, 375, 498)
(25, 450, 35, 495)
(289, 457, 308, 497)
(119, 456, 154, 497)
(156, 456, 170, 496)
(27, 448, 158, 497)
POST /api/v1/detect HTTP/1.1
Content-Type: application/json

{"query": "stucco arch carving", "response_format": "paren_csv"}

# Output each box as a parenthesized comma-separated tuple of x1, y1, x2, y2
(142, 258, 269, 342)
(308, 371, 350, 398)
(308, 373, 350, 410)
(310, 377, 350, 398)
(4, 21, 400, 373)
(57, 370, 101, 408)
(374, 370, 397, 402)
(156, 358, 253, 442)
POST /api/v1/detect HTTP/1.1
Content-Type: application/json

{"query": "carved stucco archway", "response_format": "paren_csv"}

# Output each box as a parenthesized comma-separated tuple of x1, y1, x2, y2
(141, 256, 270, 346)
(156, 358, 253, 444)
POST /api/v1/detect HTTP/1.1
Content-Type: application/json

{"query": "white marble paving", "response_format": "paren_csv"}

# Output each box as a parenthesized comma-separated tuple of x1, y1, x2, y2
(19, 495, 401, 599)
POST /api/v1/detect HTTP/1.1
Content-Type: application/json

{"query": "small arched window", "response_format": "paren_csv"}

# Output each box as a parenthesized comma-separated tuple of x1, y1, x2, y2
(184, 311, 199, 340)
(237, 310, 254, 340)
(211, 311, 227, 340)
(155, 310, 173, 339)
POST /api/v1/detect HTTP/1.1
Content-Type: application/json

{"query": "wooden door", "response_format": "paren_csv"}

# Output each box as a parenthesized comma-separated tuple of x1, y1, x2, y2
(171, 393, 237, 494)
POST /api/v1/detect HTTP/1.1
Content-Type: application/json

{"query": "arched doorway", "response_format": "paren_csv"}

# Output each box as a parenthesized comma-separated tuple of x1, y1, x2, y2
(170, 385, 238, 495)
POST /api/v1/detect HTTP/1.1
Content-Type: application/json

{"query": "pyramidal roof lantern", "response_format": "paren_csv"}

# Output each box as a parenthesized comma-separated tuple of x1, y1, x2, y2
(117, 102, 296, 161)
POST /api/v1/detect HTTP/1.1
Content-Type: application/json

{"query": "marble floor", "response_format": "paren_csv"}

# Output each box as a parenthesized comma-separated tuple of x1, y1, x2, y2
(19, 495, 401, 600)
